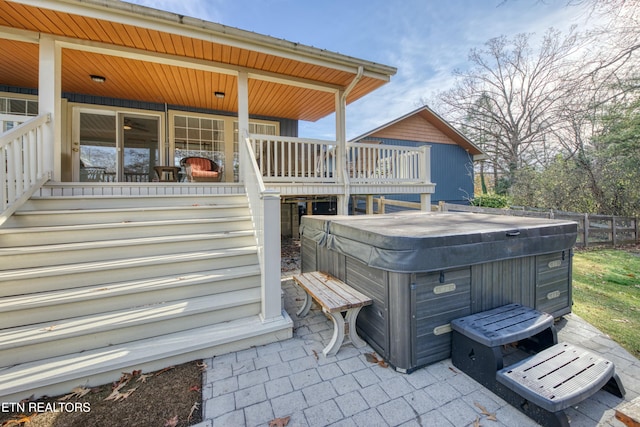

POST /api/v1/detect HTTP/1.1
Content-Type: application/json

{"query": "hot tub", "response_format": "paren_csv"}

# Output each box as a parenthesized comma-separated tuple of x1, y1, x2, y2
(299, 212, 577, 372)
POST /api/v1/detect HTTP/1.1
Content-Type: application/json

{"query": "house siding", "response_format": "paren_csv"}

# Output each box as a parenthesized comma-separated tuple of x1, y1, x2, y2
(366, 114, 456, 145)
(1, 85, 298, 137)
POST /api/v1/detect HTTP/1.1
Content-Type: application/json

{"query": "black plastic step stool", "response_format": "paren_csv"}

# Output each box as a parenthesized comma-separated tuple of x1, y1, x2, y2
(451, 304, 625, 427)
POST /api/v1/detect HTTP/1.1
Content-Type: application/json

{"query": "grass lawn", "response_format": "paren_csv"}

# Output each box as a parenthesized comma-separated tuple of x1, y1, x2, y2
(572, 246, 640, 358)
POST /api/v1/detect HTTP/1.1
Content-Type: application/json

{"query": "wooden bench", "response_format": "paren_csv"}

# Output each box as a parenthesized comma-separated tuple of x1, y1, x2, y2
(451, 304, 625, 427)
(293, 271, 372, 357)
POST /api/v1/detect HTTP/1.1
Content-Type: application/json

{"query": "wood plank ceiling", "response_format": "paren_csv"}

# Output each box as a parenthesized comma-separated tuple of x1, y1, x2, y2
(0, 0, 395, 121)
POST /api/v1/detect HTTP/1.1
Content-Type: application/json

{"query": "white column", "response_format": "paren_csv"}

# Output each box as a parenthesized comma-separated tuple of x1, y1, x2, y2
(421, 145, 432, 211)
(38, 35, 62, 181)
(335, 90, 349, 215)
(260, 189, 283, 322)
(237, 71, 249, 183)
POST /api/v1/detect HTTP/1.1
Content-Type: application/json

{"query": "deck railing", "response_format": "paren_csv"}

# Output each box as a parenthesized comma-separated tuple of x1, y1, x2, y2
(1, 113, 51, 225)
(248, 134, 430, 184)
(241, 133, 282, 322)
(347, 142, 430, 183)
(250, 134, 337, 182)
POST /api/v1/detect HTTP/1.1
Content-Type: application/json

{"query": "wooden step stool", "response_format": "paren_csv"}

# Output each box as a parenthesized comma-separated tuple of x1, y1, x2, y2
(451, 304, 625, 427)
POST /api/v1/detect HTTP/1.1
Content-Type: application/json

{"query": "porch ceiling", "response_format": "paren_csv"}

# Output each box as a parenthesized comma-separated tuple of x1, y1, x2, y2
(0, 0, 396, 122)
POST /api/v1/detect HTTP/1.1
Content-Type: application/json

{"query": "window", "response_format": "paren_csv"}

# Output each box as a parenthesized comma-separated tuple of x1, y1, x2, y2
(0, 96, 38, 132)
(173, 114, 225, 166)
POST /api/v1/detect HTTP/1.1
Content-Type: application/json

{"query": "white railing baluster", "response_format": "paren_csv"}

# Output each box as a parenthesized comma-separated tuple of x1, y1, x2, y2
(1, 113, 51, 225)
(244, 135, 430, 185)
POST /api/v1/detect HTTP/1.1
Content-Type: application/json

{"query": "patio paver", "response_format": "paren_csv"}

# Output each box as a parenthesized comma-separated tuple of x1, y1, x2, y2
(195, 278, 639, 427)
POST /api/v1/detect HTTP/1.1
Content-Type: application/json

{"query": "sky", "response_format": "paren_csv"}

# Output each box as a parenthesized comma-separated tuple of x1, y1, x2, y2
(126, 0, 594, 140)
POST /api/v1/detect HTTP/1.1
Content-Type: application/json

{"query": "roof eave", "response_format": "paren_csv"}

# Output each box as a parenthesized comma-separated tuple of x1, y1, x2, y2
(8, 0, 397, 82)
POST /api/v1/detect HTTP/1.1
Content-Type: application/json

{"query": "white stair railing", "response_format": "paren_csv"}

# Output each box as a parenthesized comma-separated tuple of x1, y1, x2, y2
(0, 113, 51, 226)
(241, 133, 282, 323)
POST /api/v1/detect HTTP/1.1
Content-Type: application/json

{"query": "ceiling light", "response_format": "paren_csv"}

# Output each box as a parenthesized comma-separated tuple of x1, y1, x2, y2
(214, 91, 225, 99)
(90, 74, 106, 83)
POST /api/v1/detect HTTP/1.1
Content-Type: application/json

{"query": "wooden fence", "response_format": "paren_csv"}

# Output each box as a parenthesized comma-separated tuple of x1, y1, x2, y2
(439, 202, 639, 248)
(349, 197, 638, 248)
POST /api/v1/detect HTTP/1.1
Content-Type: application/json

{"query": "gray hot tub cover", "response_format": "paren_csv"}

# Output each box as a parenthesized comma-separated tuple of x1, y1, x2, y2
(300, 212, 577, 273)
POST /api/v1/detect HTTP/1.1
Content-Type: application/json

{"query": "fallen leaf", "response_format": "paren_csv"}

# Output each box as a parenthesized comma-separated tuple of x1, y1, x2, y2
(474, 401, 497, 422)
(377, 360, 389, 368)
(155, 366, 175, 376)
(474, 402, 490, 416)
(164, 415, 179, 427)
(473, 415, 482, 427)
(189, 385, 201, 392)
(136, 373, 153, 383)
(2, 414, 37, 426)
(196, 361, 208, 371)
(312, 350, 319, 360)
(42, 325, 56, 332)
(364, 353, 380, 364)
(612, 319, 630, 323)
(449, 366, 458, 374)
(269, 416, 291, 427)
(58, 386, 91, 401)
(188, 401, 200, 422)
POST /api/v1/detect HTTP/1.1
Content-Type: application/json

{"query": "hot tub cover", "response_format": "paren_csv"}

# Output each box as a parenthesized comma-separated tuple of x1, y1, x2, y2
(300, 212, 577, 273)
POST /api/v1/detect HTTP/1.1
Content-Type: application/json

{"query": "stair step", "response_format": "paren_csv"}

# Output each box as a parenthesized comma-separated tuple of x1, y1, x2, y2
(0, 230, 256, 270)
(20, 193, 247, 210)
(3, 204, 250, 227)
(0, 288, 262, 366)
(450, 303, 555, 347)
(0, 313, 293, 402)
(0, 247, 259, 297)
(0, 264, 261, 328)
(0, 216, 253, 247)
(496, 342, 617, 412)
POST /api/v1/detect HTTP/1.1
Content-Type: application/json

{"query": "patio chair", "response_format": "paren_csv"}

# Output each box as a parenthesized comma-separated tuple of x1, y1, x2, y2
(180, 156, 223, 182)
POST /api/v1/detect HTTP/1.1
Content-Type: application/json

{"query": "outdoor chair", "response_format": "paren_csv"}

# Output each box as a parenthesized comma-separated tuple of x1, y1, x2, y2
(180, 156, 223, 182)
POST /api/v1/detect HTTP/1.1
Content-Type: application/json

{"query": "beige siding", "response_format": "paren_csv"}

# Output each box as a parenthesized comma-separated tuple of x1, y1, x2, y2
(370, 114, 456, 145)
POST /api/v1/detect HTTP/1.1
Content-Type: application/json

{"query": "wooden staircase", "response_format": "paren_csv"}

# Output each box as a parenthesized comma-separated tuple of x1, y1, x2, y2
(0, 188, 292, 402)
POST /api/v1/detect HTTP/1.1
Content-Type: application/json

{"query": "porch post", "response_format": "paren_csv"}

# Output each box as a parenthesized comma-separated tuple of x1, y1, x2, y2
(335, 90, 349, 215)
(38, 35, 62, 181)
(420, 145, 432, 211)
(237, 70, 249, 182)
(261, 189, 283, 322)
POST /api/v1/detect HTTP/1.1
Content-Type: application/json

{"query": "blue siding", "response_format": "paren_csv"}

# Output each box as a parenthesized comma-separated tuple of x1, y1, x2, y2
(364, 137, 474, 204)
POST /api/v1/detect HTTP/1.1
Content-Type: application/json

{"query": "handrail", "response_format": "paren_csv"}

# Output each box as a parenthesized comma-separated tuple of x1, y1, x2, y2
(241, 132, 282, 322)
(1, 113, 51, 226)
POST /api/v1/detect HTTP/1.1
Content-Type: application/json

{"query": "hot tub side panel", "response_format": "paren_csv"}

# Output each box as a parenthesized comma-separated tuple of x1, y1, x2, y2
(413, 268, 472, 369)
(471, 257, 537, 313)
(535, 251, 572, 317)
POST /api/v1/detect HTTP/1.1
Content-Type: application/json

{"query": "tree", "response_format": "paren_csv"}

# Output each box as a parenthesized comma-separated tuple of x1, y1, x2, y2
(436, 29, 582, 188)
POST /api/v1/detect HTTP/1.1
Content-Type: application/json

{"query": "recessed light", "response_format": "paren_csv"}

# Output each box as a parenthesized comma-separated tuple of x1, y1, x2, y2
(214, 91, 225, 98)
(90, 74, 106, 83)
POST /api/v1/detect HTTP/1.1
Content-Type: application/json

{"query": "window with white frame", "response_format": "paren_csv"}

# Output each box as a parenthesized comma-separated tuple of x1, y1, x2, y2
(0, 96, 38, 132)
(173, 114, 225, 167)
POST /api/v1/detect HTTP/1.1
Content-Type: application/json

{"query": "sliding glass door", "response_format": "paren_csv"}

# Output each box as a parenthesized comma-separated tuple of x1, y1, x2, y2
(72, 108, 160, 182)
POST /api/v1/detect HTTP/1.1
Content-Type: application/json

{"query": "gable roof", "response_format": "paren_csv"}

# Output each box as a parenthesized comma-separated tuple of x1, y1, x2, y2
(352, 106, 486, 159)
(0, 0, 397, 121)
